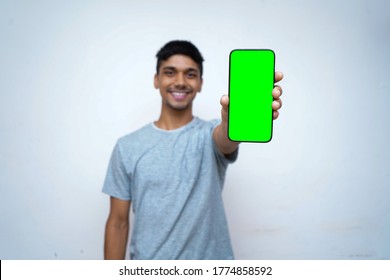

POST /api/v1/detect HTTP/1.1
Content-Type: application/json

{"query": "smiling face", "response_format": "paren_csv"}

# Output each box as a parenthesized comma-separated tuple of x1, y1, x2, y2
(154, 54, 203, 112)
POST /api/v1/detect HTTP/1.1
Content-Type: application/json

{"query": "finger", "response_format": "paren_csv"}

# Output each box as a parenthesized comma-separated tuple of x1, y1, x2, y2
(272, 87, 282, 99)
(220, 94, 229, 110)
(274, 71, 283, 83)
(272, 100, 282, 111)
(273, 85, 283, 95)
(273, 110, 279, 120)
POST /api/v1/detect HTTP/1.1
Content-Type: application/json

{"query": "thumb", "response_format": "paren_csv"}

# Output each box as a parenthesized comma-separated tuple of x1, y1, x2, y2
(220, 94, 229, 109)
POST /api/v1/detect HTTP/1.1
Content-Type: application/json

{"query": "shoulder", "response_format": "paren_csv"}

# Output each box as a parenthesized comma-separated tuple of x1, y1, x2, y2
(195, 117, 221, 132)
(117, 123, 153, 146)
(112, 123, 155, 160)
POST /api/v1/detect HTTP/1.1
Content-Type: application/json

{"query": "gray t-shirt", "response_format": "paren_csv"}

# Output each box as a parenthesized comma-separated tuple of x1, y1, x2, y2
(102, 117, 238, 259)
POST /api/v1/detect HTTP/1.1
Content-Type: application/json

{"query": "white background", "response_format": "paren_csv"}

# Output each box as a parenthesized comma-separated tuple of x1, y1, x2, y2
(0, 0, 389, 259)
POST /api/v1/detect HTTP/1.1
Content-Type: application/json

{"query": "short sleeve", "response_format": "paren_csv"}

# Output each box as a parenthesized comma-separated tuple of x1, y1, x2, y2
(102, 142, 132, 201)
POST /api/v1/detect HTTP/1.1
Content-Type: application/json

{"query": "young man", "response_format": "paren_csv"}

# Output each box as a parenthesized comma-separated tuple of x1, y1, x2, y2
(103, 40, 283, 260)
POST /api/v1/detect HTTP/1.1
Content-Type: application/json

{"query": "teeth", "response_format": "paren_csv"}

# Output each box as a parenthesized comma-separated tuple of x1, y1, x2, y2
(172, 92, 187, 96)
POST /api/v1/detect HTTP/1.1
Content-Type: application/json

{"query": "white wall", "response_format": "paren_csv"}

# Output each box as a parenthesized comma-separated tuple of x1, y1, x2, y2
(0, 0, 389, 259)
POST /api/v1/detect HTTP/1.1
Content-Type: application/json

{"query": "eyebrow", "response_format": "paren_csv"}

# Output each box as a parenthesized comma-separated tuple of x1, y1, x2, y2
(161, 66, 199, 73)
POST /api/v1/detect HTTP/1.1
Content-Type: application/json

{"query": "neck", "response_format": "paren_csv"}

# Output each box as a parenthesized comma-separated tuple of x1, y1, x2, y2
(155, 107, 194, 130)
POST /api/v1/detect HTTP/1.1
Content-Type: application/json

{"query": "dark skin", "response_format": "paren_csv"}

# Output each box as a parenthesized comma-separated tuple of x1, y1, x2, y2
(104, 54, 283, 259)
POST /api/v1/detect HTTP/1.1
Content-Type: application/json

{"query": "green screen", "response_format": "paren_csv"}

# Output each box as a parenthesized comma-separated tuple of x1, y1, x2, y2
(228, 49, 275, 142)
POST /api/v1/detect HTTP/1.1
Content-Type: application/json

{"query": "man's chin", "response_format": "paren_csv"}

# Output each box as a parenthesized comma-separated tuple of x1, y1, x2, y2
(166, 101, 192, 111)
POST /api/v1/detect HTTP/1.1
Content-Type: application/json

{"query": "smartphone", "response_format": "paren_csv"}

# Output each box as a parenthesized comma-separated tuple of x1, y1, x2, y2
(228, 49, 275, 142)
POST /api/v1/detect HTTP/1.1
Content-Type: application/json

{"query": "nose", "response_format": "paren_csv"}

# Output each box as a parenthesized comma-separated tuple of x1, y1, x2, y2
(174, 73, 185, 87)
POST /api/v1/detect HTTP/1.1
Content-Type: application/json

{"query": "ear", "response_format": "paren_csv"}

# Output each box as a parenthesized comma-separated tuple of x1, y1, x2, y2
(153, 73, 159, 89)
